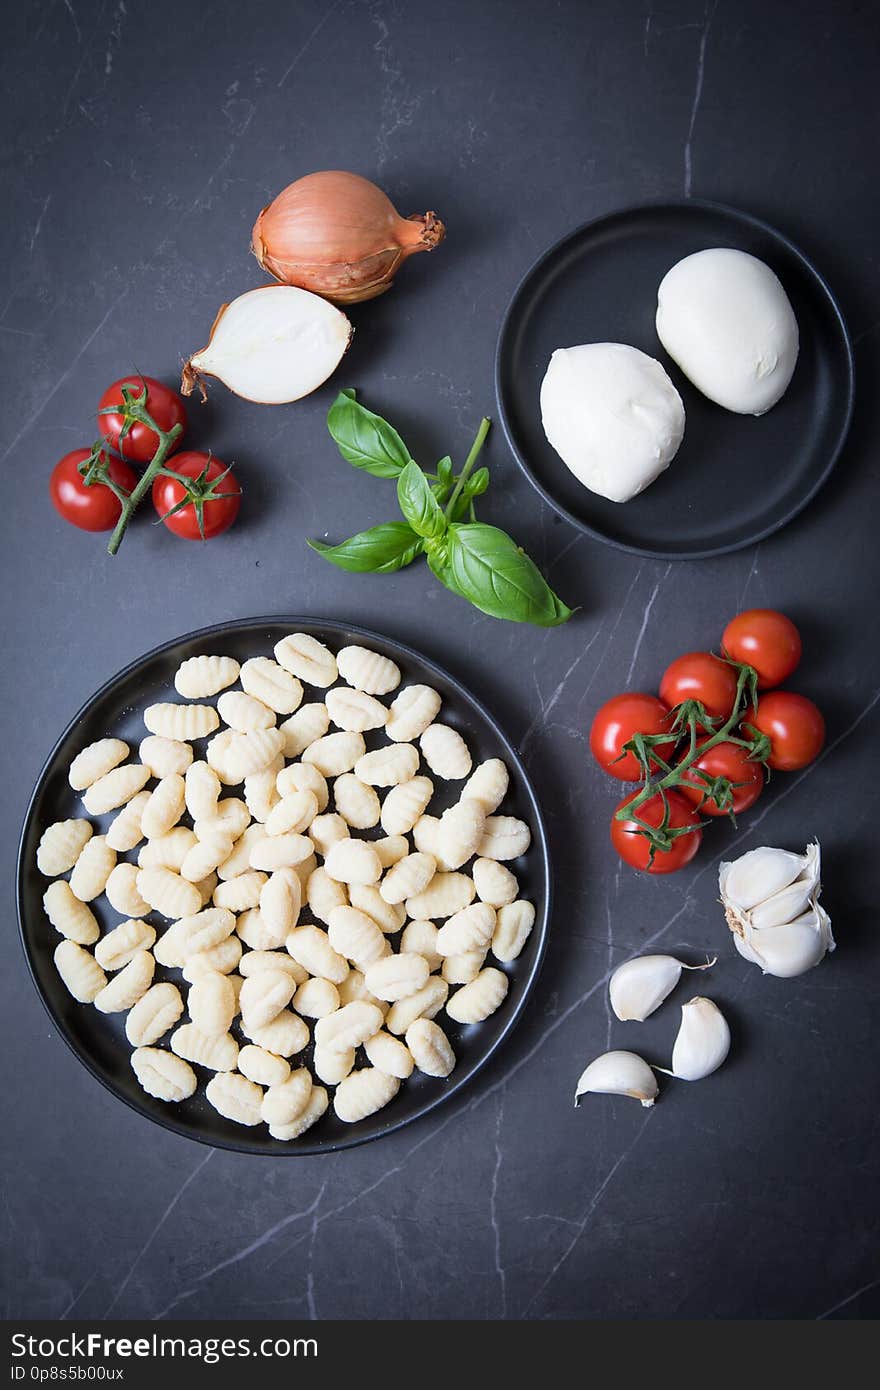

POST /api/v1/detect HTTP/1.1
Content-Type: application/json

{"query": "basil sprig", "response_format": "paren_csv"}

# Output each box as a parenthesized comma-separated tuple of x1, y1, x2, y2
(310, 390, 573, 628)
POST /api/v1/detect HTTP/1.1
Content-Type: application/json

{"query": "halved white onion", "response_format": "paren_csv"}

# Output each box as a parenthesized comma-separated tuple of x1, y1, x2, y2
(182, 286, 352, 404)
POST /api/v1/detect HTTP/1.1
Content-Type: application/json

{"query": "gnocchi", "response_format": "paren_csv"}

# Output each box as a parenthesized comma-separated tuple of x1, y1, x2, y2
(125, 983, 184, 1047)
(54, 940, 106, 1002)
(95, 918, 157, 972)
(492, 900, 535, 962)
(268, 1084, 328, 1141)
(136, 866, 202, 920)
(69, 835, 116, 902)
(175, 654, 240, 699)
(132, 1047, 197, 1103)
(138, 736, 193, 779)
(446, 967, 509, 1024)
(405, 1018, 455, 1078)
(380, 776, 434, 836)
(333, 774, 380, 829)
(240, 657, 303, 715)
(205, 1071, 263, 1125)
(279, 703, 329, 757)
(274, 633, 338, 688)
(476, 815, 531, 861)
(144, 703, 219, 741)
(364, 1030, 414, 1079)
(141, 772, 189, 845)
(336, 646, 400, 695)
(217, 690, 275, 732)
(325, 686, 387, 733)
(333, 1067, 400, 1122)
(36, 819, 93, 876)
(82, 763, 151, 816)
(105, 791, 151, 853)
(302, 730, 365, 777)
(354, 743, 419, 788)
(37, 630, 538, 1140)
(419, 723, 472, 780)
(386, 685, 441, 743)
(68, 738, 128, 791)
(105, 862, 151, 917)
(43, 880, 99, 945)
(93, 949, 154, 1014)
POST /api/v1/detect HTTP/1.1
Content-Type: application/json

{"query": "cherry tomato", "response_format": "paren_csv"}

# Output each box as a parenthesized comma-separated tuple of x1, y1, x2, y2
(722, 609, 802, 689)
(152, 452, 241, 540)
(746, 691, 825, 771)
(659, 651, 738, 721)
(98, 375, 186, 464)
(610, 789, 703, 874)
(590, 693, 676, 781)
(678, 740, 764, 816)
(49, 448, 138, 532)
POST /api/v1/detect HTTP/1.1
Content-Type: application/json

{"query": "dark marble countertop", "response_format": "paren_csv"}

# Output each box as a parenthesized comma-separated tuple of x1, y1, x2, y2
(3, 0, 878, 1321)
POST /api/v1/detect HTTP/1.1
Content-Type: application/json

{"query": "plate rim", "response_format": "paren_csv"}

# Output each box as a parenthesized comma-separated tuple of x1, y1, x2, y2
(16, 615, 552, 1156)
(494, 196, 855, 560)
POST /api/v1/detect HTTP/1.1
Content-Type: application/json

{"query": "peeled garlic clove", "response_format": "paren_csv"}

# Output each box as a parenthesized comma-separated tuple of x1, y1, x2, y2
(671, 998, 730, 1081)
(181, 286, 352, 404)
(741, 905, 835, 979)
(575, 1051, 658, 1107)
(720, 846, 806, 912)
(609, 955, 683, 1021)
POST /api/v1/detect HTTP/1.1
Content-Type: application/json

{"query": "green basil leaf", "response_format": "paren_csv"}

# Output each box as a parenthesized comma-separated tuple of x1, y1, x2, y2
(396, 460, 447, 540)
(327, 389, 413, 479)
(308, 522, 424, 574)
(428, 523, 573, 626)
(436, 455, 454, 487)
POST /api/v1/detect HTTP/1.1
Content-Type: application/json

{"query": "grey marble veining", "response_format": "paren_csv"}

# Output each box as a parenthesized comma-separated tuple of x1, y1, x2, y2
(2, 0, 879, 1321)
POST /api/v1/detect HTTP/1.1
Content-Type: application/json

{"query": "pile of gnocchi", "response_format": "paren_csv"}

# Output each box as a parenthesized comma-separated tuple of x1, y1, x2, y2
(35, 633, 537, 1141)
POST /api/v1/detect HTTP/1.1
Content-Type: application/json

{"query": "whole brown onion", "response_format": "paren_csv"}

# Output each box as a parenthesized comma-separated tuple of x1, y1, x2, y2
(251, 170, 445, 304)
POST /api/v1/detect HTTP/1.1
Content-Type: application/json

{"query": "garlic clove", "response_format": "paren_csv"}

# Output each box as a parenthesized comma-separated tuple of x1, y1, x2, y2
(609, 952, 715, 1021)
(575, 1050, 658, 1107)
(671, 998, 730, 1081)
(609, 954, 682, 1021)
(748, 876, 814, 930)
(720, 846, 806, 912)
(181, 286, 352, 404)
(742, 905, 835, 979)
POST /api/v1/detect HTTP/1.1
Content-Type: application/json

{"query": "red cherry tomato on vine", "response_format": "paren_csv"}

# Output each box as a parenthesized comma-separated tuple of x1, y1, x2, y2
(610, 789, 703, 874)
(98, 376, 186, 464)
(678, 740, 764, 816)
(746, 691, 825, 771)
(659, 651, 738, 721)
(722, 609, 802, 689)
(49, 449, 138, 532)
(152, 452, 241, 540)
(590, 693, 676, 781)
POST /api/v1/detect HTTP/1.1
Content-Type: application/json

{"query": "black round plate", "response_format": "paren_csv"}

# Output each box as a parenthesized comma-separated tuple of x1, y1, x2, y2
(495, 200, 854, 559)
(17, 618, 550, 1155)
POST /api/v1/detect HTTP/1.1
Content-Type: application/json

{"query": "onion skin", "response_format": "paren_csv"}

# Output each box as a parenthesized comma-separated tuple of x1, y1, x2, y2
(252, 170, 445, 304)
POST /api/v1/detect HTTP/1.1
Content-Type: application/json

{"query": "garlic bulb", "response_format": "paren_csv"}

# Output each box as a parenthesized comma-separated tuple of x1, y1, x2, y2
(574, 1051, 658, 1107)
(609, 953, 714, 1022)
(720, 842, 834, 978)
(671, 997, 730, 1080)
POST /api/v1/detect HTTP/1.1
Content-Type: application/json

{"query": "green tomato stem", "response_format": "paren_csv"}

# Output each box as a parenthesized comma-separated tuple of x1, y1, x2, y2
(443, 416, 491, 521)
(616, 664, 756, 825)
(106, 420, 183, 555)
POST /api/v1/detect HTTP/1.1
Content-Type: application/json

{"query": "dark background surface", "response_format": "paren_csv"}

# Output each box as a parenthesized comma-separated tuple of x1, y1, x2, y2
(2, 0, 878, 1321)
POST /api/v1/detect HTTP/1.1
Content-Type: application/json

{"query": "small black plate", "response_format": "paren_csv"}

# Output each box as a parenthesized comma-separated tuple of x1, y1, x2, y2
(17, 618, 550, 1155)
(495, 200, 854, 559)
